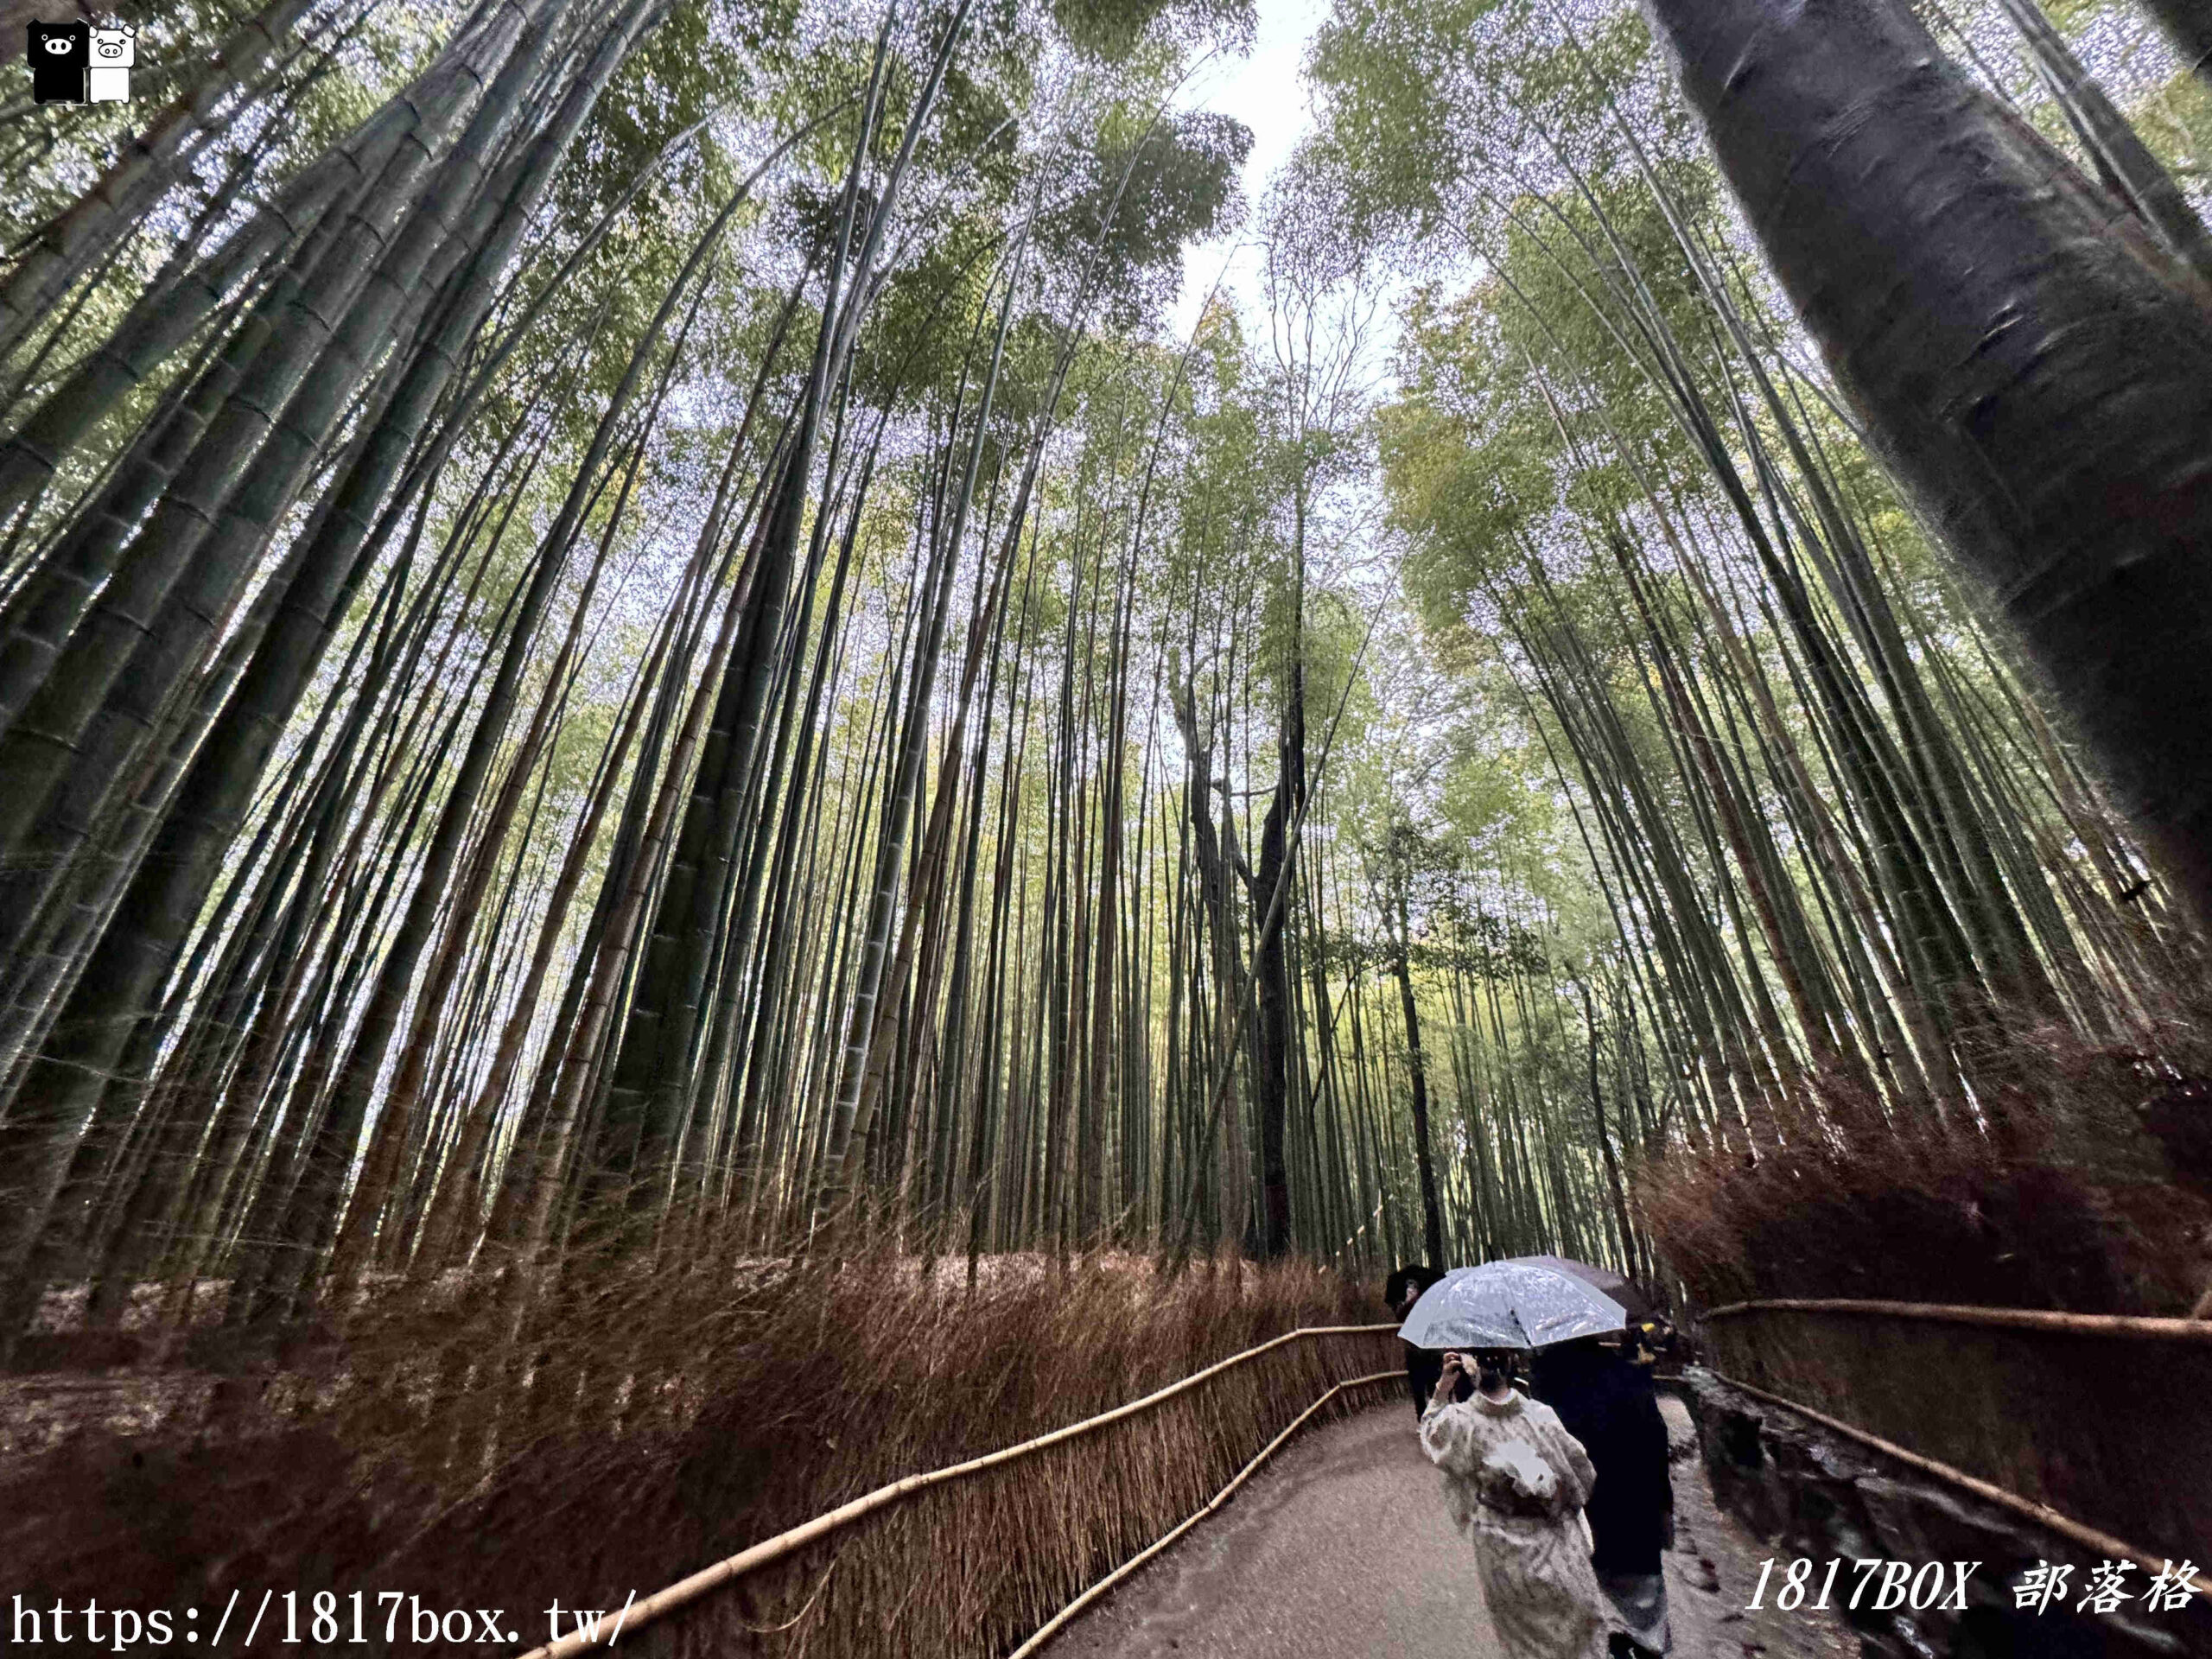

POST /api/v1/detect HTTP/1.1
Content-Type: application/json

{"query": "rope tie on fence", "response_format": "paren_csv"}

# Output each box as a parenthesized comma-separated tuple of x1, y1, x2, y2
(515, 1321, 1401, 1657)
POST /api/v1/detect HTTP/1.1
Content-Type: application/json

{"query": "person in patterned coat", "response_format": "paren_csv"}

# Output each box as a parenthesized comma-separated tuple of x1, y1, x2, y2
(1419, 1348, 1617, 1659)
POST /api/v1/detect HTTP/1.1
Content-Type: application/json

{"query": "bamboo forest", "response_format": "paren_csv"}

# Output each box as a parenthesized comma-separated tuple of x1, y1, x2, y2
(5, 0, 2212, 1644)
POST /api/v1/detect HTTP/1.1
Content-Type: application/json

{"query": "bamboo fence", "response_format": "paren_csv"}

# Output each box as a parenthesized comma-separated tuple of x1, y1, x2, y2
(1705, 1371, 2209, 1603)
(1701, 1299, 2212, 1588)
(517, 1322, 1402, 1658)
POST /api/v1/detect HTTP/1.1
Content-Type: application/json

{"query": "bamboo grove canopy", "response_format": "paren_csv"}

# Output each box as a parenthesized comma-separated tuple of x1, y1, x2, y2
(0, 0, 2209, 1361)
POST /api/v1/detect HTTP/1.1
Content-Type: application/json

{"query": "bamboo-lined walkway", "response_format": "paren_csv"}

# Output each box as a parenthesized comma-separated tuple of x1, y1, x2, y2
(1050, 1398, 1857, 1659)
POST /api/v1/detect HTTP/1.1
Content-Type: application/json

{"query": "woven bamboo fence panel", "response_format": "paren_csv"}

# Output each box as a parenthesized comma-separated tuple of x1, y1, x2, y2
(1702, 1300, 2212, 1568)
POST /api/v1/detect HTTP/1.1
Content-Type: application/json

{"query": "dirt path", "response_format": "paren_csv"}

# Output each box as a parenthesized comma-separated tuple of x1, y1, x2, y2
(1051, 1393, 1860, 1659)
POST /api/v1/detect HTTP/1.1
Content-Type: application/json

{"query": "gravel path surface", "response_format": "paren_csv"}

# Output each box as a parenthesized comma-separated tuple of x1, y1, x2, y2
(1050, 1392, 1861, 1659)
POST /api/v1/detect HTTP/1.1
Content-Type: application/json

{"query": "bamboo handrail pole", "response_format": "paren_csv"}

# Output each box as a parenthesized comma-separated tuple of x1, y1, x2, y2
(1007, 1370, 1403, 1657)
(1702, 1299, 2212, 1340)
(1711, 1370, 2210, 1603)
(514, 1323, 1400, 1658)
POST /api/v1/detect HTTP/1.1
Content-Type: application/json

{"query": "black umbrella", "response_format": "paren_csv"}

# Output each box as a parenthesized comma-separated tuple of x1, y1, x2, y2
(1503, 1254, 1656, 1323)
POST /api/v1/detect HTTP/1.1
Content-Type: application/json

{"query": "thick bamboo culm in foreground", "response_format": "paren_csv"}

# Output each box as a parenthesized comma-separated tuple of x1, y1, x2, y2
(518, 1327, 1397, 1659)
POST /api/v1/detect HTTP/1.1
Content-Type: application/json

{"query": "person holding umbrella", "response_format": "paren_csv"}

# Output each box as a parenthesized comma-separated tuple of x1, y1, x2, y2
(1403, 1263, 1628, 1659)
(1420, 1350, 1614, 1659)
(1386, 1264, 1462, 1417)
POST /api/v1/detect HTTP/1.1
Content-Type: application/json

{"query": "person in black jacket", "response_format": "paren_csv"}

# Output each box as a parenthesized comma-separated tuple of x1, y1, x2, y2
(1532, 1336, 1675, 1656)
(1386, 1264, 1467, 1417)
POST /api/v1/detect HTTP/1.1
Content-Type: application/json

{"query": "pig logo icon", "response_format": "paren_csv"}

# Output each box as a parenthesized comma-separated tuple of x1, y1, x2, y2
(88, 18, 130, 100)
(27, 19, 89, 105)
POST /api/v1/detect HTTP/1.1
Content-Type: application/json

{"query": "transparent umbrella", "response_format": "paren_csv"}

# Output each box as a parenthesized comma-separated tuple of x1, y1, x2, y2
(1396, 1260, 1630, 1351)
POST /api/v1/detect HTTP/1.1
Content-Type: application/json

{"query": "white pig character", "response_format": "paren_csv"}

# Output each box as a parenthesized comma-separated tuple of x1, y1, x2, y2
(88, 21, 134, 102)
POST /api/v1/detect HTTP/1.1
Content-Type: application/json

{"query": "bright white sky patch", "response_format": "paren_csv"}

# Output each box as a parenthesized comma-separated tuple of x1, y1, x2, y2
(1166, 0, 1335, 342)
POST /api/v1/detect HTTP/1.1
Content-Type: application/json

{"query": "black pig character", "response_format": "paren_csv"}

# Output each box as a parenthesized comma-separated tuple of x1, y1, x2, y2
(29, 20, 89, 104)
